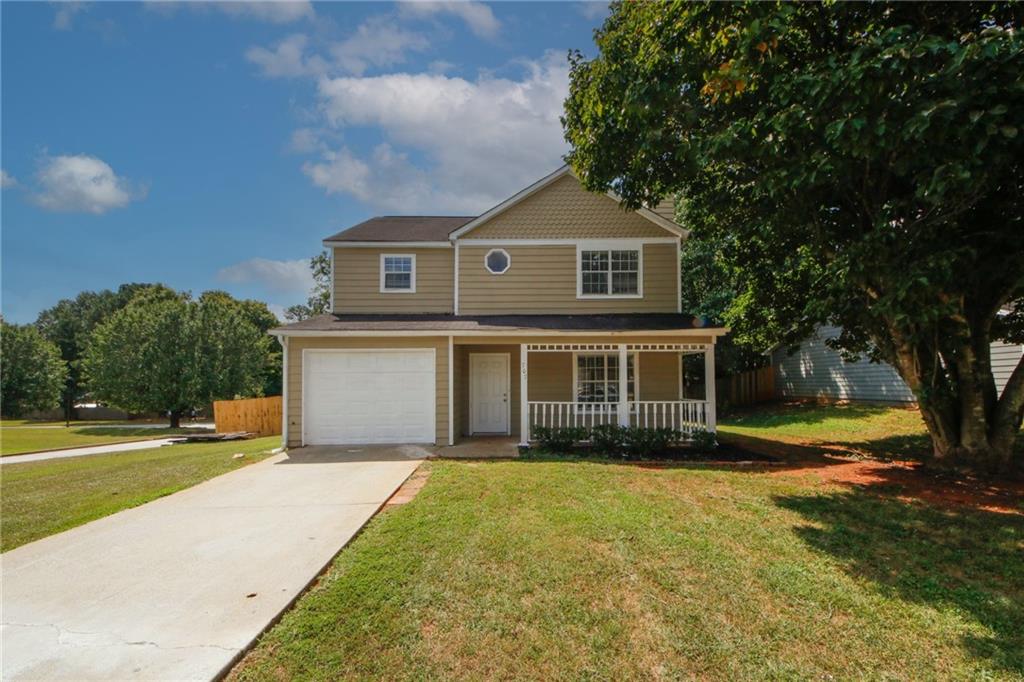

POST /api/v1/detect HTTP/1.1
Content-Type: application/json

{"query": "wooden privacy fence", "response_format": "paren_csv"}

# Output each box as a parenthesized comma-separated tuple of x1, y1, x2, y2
(213, 396, 282, 436)
(717, 366, 775, 407)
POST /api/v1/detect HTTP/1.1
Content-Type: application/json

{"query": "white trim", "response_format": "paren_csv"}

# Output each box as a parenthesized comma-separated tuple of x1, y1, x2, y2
(483, 248, 512, 275)
(468, 352, 511, 435)
(458, 237, 678, 246)
(519, 344, 529, 446)
(329, 247, 335, 313)
(301, 347, 437, 446)
(704, 347, 717, 432)
(450, 165, 685, 240)
(273, 328, 729, 338)
(571, 350, 638, 412)
(450, 166, 571, 239)
(379, 253, 416, 294)
(576, 241, 644, 299)
(447, 336, 454, 446)
(453, 242, 460, 315)
(323, 241, 451, 248)
(278, 335, 289, 448)
(675, 238, 682, 314)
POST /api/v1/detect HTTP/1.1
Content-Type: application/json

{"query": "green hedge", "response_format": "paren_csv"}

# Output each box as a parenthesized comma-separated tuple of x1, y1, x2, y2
(530, 424, 717, 458)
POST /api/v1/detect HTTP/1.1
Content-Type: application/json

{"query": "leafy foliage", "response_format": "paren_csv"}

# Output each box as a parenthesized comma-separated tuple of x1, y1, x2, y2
(531, 425, 588, 453)
(83, 290, 271, 426)
(0, 320, 68, 417)
(589, 423, 626, 455)
(688, 428, 718, 454)
(564, 1, 1024, 470)
(285, 251, 331, 322)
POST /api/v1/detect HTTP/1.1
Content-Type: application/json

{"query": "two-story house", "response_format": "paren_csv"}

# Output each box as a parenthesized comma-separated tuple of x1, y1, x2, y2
(271, 165, 727, 448)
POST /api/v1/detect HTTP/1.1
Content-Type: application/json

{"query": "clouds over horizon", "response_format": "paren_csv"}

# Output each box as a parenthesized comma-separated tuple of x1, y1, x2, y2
(31, 154, 145, 214)
(217, 257, 314, 296)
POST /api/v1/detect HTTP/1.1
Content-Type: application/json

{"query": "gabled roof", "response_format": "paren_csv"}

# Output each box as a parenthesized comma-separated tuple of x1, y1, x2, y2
(324, 216, 474, 244)
(448, 165, 686, 239)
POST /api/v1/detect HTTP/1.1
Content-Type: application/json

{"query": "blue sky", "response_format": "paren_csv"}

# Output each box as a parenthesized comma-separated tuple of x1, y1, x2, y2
(1, 1, 607, 322)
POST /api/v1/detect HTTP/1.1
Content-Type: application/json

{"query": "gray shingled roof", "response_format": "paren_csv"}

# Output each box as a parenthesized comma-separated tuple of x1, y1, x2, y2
(273, 313, 719, 334)
(324, 216, 475, 243)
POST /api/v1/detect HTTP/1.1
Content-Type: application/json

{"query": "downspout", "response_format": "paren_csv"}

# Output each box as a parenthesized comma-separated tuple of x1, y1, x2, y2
(277, 335, 289, 449)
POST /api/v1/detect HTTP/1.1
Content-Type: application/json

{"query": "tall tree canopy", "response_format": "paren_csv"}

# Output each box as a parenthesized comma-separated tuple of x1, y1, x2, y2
(564, 1, 1024, 471)
(1, 320, 69, 417)
(285, 251, 331, 322)
(35, 283, 172, 419)
(83, 289, 271, 427)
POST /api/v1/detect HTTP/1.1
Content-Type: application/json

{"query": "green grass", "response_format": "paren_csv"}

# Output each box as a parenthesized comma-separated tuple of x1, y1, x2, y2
(0, 425, 211, 456)
(719, 402, 935, 459)
(230, 459, 1023, 681)
(1, 436, 279, 551)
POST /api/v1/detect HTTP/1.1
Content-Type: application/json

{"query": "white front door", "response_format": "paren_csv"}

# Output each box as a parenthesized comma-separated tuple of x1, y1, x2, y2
(470, 353, 509, 434)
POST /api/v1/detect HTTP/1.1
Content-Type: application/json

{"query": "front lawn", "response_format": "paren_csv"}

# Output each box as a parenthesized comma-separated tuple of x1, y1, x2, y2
(0, 424, 210, 456)
(1, 436, 279, 551)
(230, 459, 1023, 680)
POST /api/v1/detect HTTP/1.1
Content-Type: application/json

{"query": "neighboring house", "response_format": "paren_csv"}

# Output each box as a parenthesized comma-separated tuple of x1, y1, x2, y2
(271, 166, 727, 447)
(774, 324, 1024, 404)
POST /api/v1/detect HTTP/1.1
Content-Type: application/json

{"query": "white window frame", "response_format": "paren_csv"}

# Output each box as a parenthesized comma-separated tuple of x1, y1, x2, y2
(571, 351, 639, 411)
(576, 241, 644, 299)
(483, 248, 512, 275)
(379, 253, 416, 293)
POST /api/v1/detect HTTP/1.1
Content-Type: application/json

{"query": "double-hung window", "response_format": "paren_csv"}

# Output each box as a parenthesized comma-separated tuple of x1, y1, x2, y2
(575, 353, 636, 406)
(579, 246, 641, 297)
(380, 254, 415, 293)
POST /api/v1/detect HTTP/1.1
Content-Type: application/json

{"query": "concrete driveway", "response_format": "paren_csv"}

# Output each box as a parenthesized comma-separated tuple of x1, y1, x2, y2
(1, 445, 427, 681)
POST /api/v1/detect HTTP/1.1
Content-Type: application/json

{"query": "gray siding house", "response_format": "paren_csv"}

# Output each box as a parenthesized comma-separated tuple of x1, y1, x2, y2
(774, 325, 1023, 404)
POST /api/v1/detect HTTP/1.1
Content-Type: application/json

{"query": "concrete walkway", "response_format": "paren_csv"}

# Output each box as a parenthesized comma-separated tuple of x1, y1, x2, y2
(1, 445, 427, 681)
(0, 438, 183, 465)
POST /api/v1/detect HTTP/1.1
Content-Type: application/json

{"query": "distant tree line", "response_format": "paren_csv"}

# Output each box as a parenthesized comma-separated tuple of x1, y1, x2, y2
(1, 284, 281, 426)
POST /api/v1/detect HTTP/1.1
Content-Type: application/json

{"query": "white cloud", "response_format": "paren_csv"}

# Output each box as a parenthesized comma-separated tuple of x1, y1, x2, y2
(400, 1, 500, 39)
(32, 154, 143, 214)
(306, 51, 570, 212)
(330, 16, 429, 76)
(576, 1, 609, 21)
(287, 127, 321, 153)
(217, 258, 313, 294)
(52, 2, 87, 30)
(246, 34, 326, 78)
(1, 170, 17, 189)
(147, 1, 314, 24)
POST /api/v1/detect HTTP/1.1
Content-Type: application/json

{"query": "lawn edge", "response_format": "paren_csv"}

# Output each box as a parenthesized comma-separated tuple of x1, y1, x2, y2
(0, 435, 183, 458)
(215, 457, 427, 682)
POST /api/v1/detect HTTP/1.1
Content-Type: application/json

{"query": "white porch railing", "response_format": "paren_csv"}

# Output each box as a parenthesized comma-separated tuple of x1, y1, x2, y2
(528, 402, 618, 430)
(527, 400, 709, 437)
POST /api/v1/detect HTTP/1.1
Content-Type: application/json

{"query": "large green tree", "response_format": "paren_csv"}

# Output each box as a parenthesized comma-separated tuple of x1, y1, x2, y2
(564, 2, 1024, 471)
(1, 320, 69, 418)
(83, 290, 271, 427)
(35, 283, 172, 420)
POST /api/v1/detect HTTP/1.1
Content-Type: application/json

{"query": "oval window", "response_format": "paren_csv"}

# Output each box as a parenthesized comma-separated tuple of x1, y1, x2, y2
(484, 248, 511, 274)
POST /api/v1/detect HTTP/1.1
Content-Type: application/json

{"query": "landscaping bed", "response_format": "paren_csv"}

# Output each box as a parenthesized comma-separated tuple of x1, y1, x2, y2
(523, 440, 776, 463)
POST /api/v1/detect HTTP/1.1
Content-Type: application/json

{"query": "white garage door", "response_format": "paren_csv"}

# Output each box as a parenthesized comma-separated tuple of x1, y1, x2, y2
(303, 349, 435, 445)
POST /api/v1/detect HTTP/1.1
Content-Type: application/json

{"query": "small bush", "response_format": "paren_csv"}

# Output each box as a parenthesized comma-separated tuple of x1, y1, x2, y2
(532, 425, 588, 453)
(590, 423, 626, 455)
(623, 426, 680, 458)
(689, 428, 718, 453)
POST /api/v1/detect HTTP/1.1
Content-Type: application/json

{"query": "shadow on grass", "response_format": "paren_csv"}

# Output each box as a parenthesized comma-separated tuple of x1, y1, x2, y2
(722, 401, 912, 428)
(73, 427, 206, 437)
(775, 488, 1024, 674)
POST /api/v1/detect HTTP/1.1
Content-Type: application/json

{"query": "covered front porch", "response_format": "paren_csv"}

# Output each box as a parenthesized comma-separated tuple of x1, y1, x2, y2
(451, 339, 717, 445)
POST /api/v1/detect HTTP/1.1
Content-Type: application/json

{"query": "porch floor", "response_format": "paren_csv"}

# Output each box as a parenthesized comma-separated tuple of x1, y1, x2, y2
(434, 437, 520, 459)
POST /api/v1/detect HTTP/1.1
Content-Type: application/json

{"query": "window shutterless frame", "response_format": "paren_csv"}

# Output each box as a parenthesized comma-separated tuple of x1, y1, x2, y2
(575, 241, 644, 299)
(571, 351, 639, 410)
(379, 253, 416, 293)
(483, 248, 511, 275)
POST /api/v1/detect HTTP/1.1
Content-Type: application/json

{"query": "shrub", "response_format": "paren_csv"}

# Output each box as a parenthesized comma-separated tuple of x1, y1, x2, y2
(623, 426, 680, 458)
(689, 428, 718, 453)
(590, 423, 626, 455)
(532, 425, 588, 453)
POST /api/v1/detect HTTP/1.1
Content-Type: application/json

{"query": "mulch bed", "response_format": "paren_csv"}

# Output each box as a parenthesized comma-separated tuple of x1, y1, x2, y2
(525, 441, 777, 464)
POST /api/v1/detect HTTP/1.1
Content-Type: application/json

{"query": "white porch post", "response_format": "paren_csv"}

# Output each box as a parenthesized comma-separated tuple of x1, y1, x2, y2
(704, 344, 717, 432)
(617, 343, 629, 426)
(519, 344, 529, 446)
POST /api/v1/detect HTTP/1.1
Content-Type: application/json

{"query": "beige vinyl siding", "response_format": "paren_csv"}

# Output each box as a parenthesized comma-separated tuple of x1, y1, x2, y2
(464, 174, 671, 239)
(285, 336, 449, 447)
(456, 344, 521, 437)
(458, 243, 678, 314)
(637, 352, 681, 401)
(524, 351, 681, 402)
(333, 247, 453, 314)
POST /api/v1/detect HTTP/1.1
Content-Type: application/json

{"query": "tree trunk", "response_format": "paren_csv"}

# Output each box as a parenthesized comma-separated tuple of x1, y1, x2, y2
(169, 410, 182, 429)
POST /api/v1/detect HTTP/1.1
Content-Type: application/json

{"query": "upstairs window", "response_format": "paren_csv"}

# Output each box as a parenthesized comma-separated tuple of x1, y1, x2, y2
(484, 248, 511, 274)
(380, 254, 415, 293)
(578, 247, 641, 297)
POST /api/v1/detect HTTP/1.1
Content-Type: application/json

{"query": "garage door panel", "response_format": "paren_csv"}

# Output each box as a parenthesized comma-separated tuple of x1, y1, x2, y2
(304, 350, 435, 445)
